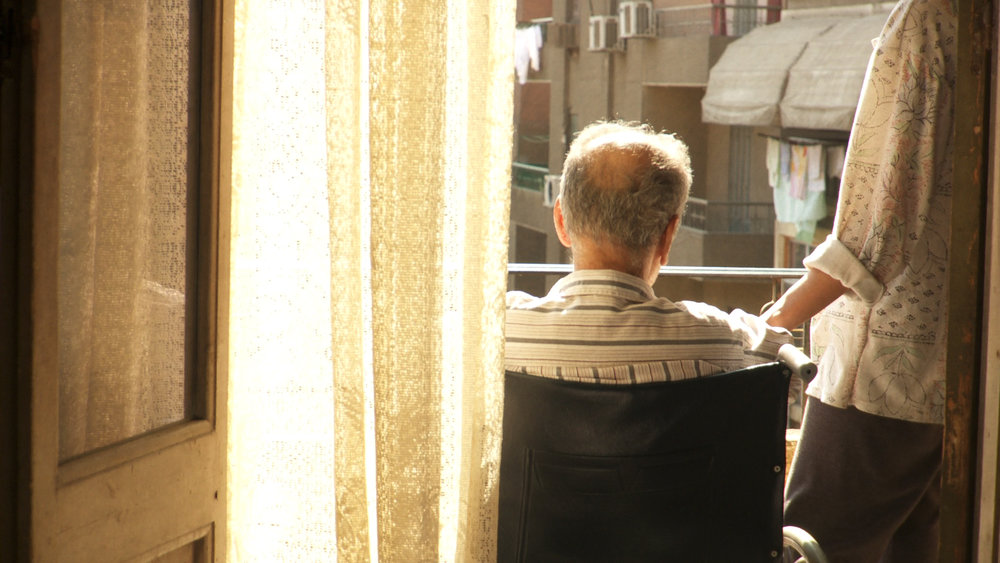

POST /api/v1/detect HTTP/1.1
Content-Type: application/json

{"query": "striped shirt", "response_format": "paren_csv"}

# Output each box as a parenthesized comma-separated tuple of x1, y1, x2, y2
(505, 269, 792, 383)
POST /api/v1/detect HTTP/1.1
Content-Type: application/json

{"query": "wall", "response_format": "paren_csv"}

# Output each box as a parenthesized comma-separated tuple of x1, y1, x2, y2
(671, 228, 774, 268)
(642, 86, 709, 201)
(567, 49, 613, 131)
(747, 129, 771, 203)
(642, 36, 723, 86)
(702, 123, 729, 202)
(514, 82, 551, 166)
(668, 226, 705, 266)
(612, 46, 645, 121)
(517, 0, 552, 22)
(703, 232, 773, 266)
(508, 186, 563, 264)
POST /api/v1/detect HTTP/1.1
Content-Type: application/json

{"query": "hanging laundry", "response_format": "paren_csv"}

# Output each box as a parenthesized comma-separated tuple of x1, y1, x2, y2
(772, 140, 826, 243)
(778, 142, 791, 192)
(766, 137, 781, 189)
(515, 25, 544, 85)
(806, 144, 825, 193)
(788, 144, 808, 200)
(773, 187, 826, 243)
(826, 144, 846, 179)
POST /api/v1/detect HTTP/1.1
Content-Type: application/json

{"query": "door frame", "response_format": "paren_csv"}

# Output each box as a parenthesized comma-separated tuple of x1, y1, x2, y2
(943, 0, 996, 560)
(1, 0, 35, 559)
(23, 0, 234, 560)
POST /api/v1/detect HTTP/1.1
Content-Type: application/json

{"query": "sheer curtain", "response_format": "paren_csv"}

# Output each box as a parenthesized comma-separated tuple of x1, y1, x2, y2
(58, 0, 196, 461)
(228, 0, 514, 560)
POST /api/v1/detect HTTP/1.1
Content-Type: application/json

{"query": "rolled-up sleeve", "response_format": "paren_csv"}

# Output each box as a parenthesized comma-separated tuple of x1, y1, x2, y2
(803, 235, 883, 305)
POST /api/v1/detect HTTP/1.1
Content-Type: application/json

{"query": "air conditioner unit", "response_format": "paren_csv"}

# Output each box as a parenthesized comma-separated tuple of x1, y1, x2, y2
(547, 22, 578, 49)
(619, 1, 655, 39)
(588, 15, 619, 52)
(543, 175, 561, 207)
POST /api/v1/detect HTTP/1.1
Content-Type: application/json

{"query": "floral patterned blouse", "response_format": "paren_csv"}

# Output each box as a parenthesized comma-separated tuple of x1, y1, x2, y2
(803, 0, 956, 424)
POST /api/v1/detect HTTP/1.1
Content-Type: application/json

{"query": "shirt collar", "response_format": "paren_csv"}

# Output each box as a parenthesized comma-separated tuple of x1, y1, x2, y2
(551, 269, 656, 301)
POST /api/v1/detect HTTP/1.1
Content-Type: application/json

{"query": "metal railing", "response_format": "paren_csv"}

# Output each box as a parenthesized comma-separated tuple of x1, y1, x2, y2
(682, 197, 775, 234)
(655, 2, 780, 38)
(511, 161, 548, 192)
(508, 262, 804, 280)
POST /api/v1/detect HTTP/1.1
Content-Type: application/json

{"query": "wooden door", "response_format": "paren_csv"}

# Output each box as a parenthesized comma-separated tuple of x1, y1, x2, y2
(25, 0, 233, 560)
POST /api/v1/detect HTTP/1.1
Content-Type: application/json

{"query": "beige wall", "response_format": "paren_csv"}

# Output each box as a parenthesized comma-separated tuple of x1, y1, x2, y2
(704, 233, 773, 266)
(702, 123, 729, 201)
(668, 226, 705, 266)
(670, 229, 774, 268)
(642, 86, 709, 200)
(642, 36, 733, 86)
(747, 128, 771, 203)
(508, 187, 564, 265)
(613, 48, 645, 121)
(696, 124, 773, 205)
(568, 52, 612, 131)
(517, 0, 551, 22)
(514, 82, 552, 166)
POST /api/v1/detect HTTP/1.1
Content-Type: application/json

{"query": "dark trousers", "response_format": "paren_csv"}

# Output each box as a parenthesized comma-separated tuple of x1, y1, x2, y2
(784, 397, 943, 563)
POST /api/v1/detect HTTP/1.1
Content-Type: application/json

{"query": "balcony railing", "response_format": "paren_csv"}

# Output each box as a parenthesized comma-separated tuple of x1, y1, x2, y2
(508, 262, 802, 277)
(682, 197, 775, 234)
(512, 161, 548, 192)
(656, 1, 780, 38)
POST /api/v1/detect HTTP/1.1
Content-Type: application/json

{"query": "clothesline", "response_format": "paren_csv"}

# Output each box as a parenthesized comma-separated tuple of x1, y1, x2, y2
(757, 132, 848, 147)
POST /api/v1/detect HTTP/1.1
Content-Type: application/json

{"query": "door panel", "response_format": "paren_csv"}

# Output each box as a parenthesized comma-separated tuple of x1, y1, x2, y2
(56, 0, 201, 462)
(56, 441, 219, 559)
(145, 536, 209, 563)
(29, 0, 232, 560)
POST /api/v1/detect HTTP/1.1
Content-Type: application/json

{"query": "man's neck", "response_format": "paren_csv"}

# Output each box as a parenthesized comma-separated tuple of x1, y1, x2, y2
(571, 240, 650, 282)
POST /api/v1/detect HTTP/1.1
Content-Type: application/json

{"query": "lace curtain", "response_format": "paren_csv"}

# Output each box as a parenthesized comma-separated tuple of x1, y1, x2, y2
(58, 0, 196, 461)
(228, 0, 514, 560)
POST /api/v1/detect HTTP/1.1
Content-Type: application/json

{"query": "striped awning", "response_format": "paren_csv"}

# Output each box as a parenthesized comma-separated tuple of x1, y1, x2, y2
(701, 13, 889, 131)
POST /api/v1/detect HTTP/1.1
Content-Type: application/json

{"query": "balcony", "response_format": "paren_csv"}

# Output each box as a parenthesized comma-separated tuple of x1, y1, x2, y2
(682, 197, 774, 234)
(670, 198, 776, 267)
(655, 1, 781, 38)
(511, 161, 548, 193)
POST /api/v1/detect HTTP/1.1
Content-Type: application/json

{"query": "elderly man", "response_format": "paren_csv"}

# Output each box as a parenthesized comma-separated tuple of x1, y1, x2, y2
(505, 121, 790, 382)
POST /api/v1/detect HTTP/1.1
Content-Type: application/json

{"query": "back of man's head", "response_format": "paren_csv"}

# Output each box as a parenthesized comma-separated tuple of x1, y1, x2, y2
(559, 121, 692, 255)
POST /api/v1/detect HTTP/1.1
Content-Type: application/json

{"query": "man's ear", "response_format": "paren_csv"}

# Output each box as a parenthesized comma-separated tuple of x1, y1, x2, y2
(656, 215, 681, 265)
(553, 197, 573, 248)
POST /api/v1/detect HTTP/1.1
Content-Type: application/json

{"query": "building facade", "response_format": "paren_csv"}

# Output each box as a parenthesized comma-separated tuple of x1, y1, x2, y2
(509, 0, 892, 306)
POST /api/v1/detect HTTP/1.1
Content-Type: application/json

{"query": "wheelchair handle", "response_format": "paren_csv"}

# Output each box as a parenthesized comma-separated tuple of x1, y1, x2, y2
(777, 343, 817, 384)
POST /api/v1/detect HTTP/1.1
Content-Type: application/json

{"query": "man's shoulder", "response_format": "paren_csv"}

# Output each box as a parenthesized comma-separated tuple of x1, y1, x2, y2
(506, 290, 540, 309)
(672, 299, 733, 323)
(676, 300, 793, 343)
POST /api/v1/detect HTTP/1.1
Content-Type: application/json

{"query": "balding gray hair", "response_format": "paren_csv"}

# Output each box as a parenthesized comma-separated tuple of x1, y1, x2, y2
(559, 121, 692, 259)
